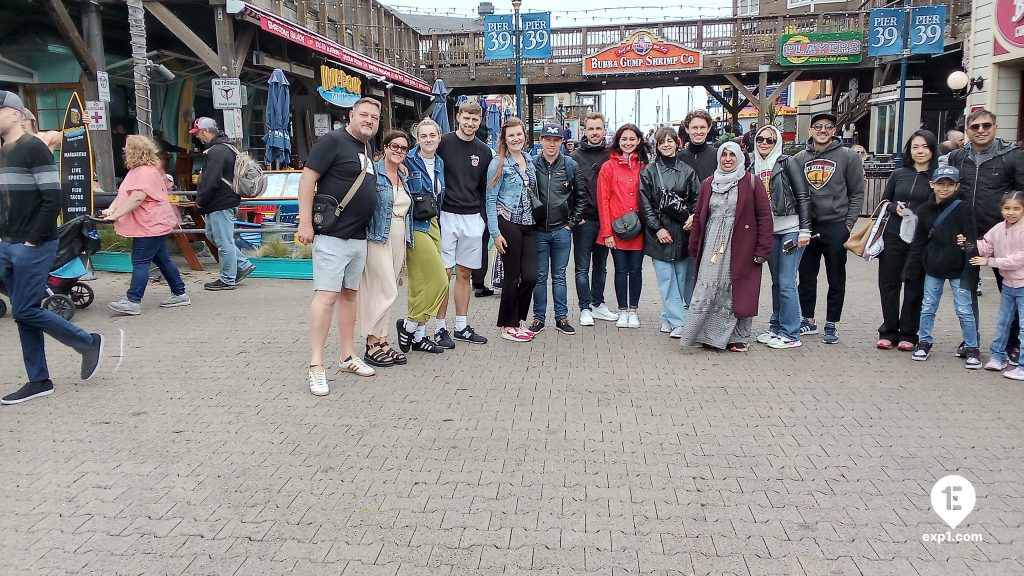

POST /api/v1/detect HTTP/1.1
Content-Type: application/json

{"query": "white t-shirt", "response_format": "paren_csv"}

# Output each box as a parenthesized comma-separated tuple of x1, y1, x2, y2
(422, 156, 438, 191)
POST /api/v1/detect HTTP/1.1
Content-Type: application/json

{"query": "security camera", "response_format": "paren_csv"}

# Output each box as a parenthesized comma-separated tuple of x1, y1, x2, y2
(148, 62, 175, 82)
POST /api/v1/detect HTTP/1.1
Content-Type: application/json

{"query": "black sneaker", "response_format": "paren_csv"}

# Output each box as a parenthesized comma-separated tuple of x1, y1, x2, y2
(235, 265, 256, 283)
(799, 318, 818, 335)
(396, 319, 415, 353)
(964, 347, 982, 370)
(204, 279, 236, 291)
(412, 337, 444, 354)
(912, 342, 932, 361)
(1009, 347, 1020, 366)
(454, 325, 488, 344)
(81, 333, 104, 380)
(555, 319, 576, 335)
(434, 328, 456, 349)
(529, 319, 546, 333)
(474, 287, 495, 297)
(955, 341, 966, 358)
(1, 380, 54, 405)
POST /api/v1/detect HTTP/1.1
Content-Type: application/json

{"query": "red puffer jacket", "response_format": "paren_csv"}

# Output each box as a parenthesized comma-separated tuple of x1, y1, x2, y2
(597, 151, 645, 251)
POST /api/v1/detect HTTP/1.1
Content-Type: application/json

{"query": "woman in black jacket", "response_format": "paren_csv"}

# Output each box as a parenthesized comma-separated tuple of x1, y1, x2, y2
(640, 127, 700, 338)
(877, 129, 938, 351)
(751, 125, 813, 349)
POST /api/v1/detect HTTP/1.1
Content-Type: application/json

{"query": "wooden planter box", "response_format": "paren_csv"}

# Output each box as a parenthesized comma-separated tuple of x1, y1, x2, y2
(91, 251, 133, 273)
(247, 257, 313, 280)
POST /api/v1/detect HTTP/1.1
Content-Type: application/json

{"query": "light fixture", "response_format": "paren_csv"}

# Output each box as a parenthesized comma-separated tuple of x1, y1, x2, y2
(947, 70, 984, 99)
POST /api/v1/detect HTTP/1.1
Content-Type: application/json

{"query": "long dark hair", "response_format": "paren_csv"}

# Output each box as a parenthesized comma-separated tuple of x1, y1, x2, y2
(901, 129, 938, 171)
(488, 117, 527, 188)
(611, 123, 650, 165)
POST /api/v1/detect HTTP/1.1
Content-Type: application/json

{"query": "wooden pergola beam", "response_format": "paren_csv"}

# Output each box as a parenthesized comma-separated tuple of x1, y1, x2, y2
(45, 0, 97, 76)
(145, 1, 221, 75)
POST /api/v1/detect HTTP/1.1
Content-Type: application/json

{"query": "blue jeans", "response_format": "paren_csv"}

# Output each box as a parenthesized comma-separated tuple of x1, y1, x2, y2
(768, 232, 805, 340)
(533, 227, 572, 322)
(204, 208, 251, 285)
(127, 236, 187, 303)
(652, 257, 692, 329)
(919, 275, 978, 348)
(0, 240, 93, 382)
(612, 249, 643, 309)
(990, 285, 1024, 362)
(572, 219, 609, 311)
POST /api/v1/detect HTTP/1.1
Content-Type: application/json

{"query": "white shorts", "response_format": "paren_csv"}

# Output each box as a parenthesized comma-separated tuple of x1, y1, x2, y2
(439, 211, 485, 269)
(312, 235, 367, 292)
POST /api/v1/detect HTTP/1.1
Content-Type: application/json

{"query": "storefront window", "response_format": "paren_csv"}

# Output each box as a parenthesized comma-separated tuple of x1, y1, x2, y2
(875, 103, 898, 155)
(33, 88, 76, 130)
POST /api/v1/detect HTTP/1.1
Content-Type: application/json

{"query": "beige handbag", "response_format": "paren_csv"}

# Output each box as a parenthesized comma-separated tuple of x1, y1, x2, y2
(845, 200, 891, 257)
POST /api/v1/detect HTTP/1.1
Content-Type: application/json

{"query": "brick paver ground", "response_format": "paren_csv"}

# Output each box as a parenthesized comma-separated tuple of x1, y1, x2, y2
(1, 254, 1021, 575)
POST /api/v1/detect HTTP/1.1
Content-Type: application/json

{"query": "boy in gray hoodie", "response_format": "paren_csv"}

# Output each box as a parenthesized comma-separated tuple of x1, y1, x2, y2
(792, 112, 865, 344)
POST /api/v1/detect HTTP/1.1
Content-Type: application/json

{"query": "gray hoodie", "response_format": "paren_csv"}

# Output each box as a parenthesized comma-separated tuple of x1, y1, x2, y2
(792, 136, 864, 228)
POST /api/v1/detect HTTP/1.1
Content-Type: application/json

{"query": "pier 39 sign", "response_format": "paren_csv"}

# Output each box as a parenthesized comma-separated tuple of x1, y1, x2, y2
(583, 31, 702, 76)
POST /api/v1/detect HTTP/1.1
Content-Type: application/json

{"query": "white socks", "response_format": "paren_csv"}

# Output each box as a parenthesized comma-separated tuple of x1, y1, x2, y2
(436, 318, 447, 331)
(414, 325, 426, 342)
(455, 316, 468, 331)
(404, 319, 419, 333)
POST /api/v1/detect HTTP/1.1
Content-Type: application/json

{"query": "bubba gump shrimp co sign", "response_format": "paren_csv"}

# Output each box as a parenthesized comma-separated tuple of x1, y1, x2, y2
(583, 31, 702, 76)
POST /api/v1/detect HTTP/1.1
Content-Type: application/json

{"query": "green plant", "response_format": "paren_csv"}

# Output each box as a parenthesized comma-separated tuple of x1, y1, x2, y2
(718, 131, 737, 145)
(765, 105, 780, 128)
(293, 242, 313, 259)
(97, 224, 132, 252)
(783, 144, 803, 156)
(253, 238, 292, 258)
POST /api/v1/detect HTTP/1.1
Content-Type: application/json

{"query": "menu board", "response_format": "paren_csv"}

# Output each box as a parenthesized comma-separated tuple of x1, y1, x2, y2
(59, 92, 93, 221)
(262, 170, 302, 198)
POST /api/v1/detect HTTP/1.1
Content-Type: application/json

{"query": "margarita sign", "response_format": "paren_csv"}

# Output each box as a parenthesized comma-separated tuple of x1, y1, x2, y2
(779, 32, 864, 66)
(583, 31, 702, 76)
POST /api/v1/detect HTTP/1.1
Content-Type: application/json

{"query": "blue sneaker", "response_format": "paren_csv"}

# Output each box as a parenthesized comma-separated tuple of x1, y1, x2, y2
(822, 322, 839, 344)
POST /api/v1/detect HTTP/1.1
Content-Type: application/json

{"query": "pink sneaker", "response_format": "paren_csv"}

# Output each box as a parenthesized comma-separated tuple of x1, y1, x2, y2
(501, 328, 532, 342)
(516, 327, 536, 339)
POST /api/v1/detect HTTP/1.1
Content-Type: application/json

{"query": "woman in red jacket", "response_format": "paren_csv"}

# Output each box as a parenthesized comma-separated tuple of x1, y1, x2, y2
(680, 141, 773, 351)
(598, 124, 649, 328)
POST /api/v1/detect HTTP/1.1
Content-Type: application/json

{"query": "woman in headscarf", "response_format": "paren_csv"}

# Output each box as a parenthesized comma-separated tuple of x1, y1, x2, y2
(679, 141, 773, 351)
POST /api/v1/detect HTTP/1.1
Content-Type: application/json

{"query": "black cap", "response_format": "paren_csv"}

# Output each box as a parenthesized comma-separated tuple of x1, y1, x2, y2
(810, 112, 838, 127)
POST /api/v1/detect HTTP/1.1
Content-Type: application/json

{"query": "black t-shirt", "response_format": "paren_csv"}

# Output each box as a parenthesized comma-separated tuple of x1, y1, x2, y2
(437, 132, 492, 215)
(305, 128, 377, 240)
(0, 134, 60, 244)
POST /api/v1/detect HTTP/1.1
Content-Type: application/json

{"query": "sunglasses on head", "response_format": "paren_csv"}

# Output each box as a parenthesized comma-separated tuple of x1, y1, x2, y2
(812, 122, 836, 131)
(969, 122, 993, 132)
(386, 143, 409, 153)
(755, 136, 777, 144)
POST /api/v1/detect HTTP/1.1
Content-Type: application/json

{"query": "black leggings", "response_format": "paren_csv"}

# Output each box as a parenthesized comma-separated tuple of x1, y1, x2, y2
(496, 217, 538, 327)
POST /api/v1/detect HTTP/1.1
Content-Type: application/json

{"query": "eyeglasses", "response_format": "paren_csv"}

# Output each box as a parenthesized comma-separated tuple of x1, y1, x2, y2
(812, 122, 836, 131)
(386, 143, 409, 153)
(969, 122, 994, 132)
(754, 136, 777, 144)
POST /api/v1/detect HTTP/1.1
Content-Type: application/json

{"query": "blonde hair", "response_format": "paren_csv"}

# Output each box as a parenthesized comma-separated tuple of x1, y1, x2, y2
(124, 135, 161, 169)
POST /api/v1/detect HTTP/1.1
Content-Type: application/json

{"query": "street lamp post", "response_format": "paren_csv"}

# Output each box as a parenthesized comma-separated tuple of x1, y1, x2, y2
(513, 0, 523, 119)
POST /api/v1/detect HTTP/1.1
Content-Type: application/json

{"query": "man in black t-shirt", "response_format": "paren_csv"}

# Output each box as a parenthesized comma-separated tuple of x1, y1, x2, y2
(0, 90, 105, 405)
(298, 97, 381, 394)
(433, 100, 492, 347)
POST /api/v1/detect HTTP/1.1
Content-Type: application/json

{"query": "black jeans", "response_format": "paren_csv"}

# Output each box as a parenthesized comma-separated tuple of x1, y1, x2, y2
(973, 268, 1020, 352)
(572, 219, 609, 310)
(472, 219, 490, 289)
(611, 248, 644, 309)
(798, 220, 849, 323)
(876, 235, 924, 343)
(496, 217, 538, 327)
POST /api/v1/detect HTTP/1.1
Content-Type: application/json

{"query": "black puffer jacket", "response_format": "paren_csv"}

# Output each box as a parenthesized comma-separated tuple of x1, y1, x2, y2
(196, 133, 241, 215)
(534, 153, 585, 231)
(570, 139, 612, 222)
(904, 193, 978, 284)
(947, 138, 1024, 236)
(639, 155, 700, 261)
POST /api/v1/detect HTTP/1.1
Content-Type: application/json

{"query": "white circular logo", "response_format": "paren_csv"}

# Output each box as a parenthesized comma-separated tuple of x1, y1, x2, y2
(930, 475, 976, 529)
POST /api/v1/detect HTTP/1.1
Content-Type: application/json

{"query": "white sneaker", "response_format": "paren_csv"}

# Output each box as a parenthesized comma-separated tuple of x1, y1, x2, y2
(756, 330, 777, 344)
(670, 326, 684, 339)
(579, 309, 595, 326)
(660, 322, 672, 333)
(108, 298, 141, 316)
(593, 304, 619, 322)
(616, 312, 629, 328)
(340, 356, 375, 377)
(308, 367, 329, 396)
(767, 335, 803, 349)
(159, 293, 191, 308)
(627, 311, 641, 328)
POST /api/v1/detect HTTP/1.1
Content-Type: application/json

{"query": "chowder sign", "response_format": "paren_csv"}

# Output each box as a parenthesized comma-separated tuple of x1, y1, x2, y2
(318, 65, 362, 107)
(583, 31, 702, 76)
(779, 32, 864, 66)
(994, 0, 1024, 54)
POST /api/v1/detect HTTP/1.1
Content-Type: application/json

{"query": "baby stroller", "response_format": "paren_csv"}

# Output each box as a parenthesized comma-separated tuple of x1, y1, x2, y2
(0, 215, 101, 321)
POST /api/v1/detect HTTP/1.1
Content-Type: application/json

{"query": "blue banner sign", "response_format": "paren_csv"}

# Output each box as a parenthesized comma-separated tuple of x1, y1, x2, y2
(868, 8, 905, 57)
(484, 15, 515, 61)
(910, 6, 945, 54)
(521, 12, 552, 59)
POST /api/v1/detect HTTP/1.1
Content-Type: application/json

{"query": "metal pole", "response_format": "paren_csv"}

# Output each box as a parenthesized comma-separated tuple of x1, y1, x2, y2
(514, 2, 523, 118)
(894, 0, 910, 163)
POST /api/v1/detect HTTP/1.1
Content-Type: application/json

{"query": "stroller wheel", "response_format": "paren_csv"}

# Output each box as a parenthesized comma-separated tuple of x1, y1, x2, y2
(0, 298, 7, 318)
(70, 282, 95, 309)
(43, 294, 75, 321)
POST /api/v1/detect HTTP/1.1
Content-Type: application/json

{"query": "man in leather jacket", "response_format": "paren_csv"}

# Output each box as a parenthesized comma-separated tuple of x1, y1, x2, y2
(530, 124, 586, 335)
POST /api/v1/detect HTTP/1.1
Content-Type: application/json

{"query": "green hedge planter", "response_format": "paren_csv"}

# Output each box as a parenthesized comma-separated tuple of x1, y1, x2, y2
(91, 251, 133, 273)
(247, 257, 313, 280)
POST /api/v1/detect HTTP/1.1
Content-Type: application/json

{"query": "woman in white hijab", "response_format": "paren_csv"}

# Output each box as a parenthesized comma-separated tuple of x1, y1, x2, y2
(680, 141, 774, 351)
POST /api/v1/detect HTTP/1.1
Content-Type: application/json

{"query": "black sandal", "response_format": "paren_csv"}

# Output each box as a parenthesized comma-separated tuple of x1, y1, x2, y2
(380, 341, 407, 365)
(364, 342, 395, 367)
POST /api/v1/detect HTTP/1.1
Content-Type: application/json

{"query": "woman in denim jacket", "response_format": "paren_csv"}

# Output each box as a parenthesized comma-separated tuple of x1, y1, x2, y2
(358, 130, 413, 368)
(486, 117, 539, 342)
(395, 119, 450, 355)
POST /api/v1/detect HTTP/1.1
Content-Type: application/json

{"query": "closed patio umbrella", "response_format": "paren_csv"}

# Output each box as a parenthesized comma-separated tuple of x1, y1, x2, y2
(430, 79, 451, 134)
(264, 68, 291, 168)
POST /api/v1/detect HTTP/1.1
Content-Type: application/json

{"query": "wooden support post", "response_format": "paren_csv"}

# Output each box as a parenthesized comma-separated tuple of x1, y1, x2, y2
(766, 70, 801, 106)
(82, 1, 114, 195)
(757, 71, 768, 128)
(724, 73, 761, 110)
(383, 87, 393, 131)
(233, 26, 256, 74)
(146, 2, 221, 74)
(431, 35, 440, 77)
(45, 0, 97, 76)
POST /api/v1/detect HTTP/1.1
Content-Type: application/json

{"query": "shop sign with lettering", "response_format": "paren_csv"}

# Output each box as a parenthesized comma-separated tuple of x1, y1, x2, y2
(779, 31, 864, 66)
(583, 31, 702, 76)
(59, 93, 93, 221)
(318, 65, 363, 108)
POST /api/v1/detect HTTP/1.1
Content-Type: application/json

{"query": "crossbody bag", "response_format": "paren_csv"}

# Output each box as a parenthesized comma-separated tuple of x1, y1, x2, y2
(311, 143, 369, 234)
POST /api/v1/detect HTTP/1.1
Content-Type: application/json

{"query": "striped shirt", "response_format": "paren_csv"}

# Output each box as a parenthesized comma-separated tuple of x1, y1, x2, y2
(0, 134, 60, 244)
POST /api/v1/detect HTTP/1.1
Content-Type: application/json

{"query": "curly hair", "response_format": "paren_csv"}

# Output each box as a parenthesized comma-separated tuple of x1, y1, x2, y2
(123, 135, 161, 169)
(683, 109, 714, 129)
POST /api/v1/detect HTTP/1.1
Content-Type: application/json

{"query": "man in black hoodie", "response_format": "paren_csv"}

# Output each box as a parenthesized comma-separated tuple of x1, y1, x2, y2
(679, 110, 718, 181)
(191, 117, 255, 291)
(570, 112, 617, 326)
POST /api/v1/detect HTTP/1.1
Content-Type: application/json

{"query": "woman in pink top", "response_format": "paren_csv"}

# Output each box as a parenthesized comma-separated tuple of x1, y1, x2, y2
(101, 135, 190, 315)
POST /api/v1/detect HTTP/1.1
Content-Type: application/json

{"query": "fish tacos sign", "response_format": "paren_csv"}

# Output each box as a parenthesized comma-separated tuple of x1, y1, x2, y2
(779, 32, 864, 66)
(583, 31, 702, 76)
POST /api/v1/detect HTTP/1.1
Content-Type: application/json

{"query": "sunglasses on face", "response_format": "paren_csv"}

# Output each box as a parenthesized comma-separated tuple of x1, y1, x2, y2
(969, 122, 993, 132)
(812, 123, 836, 131)
(386, 143, 409, 153)
(755, 136, 777, 144)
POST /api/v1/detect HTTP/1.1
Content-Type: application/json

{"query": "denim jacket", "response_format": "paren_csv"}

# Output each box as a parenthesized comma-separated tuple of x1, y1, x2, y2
(366, 158, 413, 247)
(404, 147, 445, 235)
(485, 153, 536, 239)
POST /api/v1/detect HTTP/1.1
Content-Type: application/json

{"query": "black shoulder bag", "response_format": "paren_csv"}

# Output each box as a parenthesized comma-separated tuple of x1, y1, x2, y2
(312, 144, 369, 234)
(656, 162, 689, 222)
(411, 170, 440, 221)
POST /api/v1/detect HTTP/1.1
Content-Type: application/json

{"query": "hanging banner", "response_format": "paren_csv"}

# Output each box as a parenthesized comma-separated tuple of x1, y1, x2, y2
(317, 64, 363, 107)
(779, 32, 864, 66)
(521, 12, 552, 59)
(484, 14, 515, 60)
(59, 93, 93, 221)
(583, 31, 702, 76)
(910, 6, 946, 54)
(868, 8, 905, 57)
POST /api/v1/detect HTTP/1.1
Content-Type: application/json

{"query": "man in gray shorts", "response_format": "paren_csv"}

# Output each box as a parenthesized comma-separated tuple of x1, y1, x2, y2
(297, 97, 381, 395)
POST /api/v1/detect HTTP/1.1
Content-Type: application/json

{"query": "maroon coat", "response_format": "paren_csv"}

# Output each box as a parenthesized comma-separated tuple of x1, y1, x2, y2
(688, 173, 774, 318)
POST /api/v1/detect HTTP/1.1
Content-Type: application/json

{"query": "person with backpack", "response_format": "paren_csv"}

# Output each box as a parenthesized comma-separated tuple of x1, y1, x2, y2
(190, 117, 255, 291)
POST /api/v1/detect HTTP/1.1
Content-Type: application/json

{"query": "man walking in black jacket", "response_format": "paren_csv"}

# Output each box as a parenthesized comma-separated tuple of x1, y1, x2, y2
(530, 124, 586, 335)
(191, 117, 255, 290)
